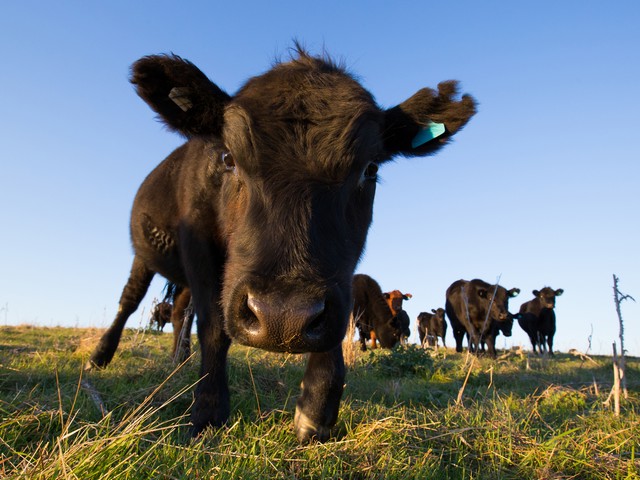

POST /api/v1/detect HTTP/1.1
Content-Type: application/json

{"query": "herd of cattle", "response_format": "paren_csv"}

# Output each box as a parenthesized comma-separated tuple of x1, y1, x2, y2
(151, 273, 564, 360)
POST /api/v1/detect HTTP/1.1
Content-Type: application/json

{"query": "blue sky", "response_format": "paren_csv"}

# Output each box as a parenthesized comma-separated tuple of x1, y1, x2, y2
(1, 1, 639, 356)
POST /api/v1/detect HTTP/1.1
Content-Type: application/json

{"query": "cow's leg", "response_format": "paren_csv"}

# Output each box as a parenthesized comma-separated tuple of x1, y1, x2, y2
(453, 329, 465, 353)
(528, 332, 538, 354)
(537, 332, 546, 354)
(357, 327, 368, 351)
(171, 287, 193, 363)
(467, 332, 480, 354)
(546, 333, 554, 356)
(294, 345, 345, 443)
(86, 256, 154, 369)
(485, 334, 497, 359)
(187, 276, 230, 435)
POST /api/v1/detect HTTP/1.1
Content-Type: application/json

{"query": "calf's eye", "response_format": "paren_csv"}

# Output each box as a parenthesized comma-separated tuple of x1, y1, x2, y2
(363, 162, 378, 180)
(221, 152, 235, 171)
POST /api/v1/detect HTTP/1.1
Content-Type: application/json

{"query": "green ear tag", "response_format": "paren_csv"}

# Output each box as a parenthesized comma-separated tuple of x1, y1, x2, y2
(411, 122, 446, 148)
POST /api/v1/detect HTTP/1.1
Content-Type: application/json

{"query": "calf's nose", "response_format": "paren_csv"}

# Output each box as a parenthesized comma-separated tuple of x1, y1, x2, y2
(243, 292, 327, 349)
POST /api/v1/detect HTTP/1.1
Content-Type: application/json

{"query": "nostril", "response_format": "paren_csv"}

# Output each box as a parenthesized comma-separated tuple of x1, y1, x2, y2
(243, 294, 263, 334)
(303, 301, 326, 341)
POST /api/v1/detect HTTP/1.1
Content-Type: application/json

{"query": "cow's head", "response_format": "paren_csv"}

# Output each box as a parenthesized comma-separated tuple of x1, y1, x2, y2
(474, 281, 520, 323)
(377, 315, 404, 348)
(383, 290, 412, 317)
(533, 287, 564, 309)
(131, 50, 476, 353)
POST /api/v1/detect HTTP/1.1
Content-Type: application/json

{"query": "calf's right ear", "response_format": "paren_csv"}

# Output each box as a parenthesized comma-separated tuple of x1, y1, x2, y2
(130, 54, 231, 138)
(382, 81, 477, 159)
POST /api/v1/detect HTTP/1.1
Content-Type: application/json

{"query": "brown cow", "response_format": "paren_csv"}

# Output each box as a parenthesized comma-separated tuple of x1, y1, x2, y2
(352, 275, 412, 351)
(384, 290, 412, 343)
(445, 279, 520, 358)
(86, 47, 476, 443)
(150, 301, 172, 331)
(417, 308, 447, 348)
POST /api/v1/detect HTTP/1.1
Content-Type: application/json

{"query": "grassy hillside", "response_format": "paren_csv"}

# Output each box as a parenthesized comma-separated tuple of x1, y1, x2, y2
(0, 325, 638, 479)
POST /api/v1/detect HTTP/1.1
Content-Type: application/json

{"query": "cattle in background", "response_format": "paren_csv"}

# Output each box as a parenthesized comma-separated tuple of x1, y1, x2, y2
(517, 287, 564, 355)
(86, 48, 476, 443)
(150, 301, 172, 331)
(383, 289, 412, 343)
(353, 274, 404, 350)
(445, 279, 520, 358)
(417, 308, 447, 348)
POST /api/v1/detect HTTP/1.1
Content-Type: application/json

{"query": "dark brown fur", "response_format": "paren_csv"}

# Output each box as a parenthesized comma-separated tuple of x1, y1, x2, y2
(417, 308, 447, 348)
(352, 275, 409, 350)
(86, 48, 476, 443)
(517, 287, 564, 355)
(445, 279, 520, 358)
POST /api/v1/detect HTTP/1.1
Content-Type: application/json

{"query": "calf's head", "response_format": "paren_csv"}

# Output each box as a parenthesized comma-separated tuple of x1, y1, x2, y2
(431, 308, 447, 337)
(534, 287, 564, 309)
(384, 290, 412, 317)
(131, 50, 476, 353)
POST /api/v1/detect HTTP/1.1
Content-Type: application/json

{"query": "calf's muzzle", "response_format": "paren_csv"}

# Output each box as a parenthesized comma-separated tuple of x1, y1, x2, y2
(228, 286, 344, 353)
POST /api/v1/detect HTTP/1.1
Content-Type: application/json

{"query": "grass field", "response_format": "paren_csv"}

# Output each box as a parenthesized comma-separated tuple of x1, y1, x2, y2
(1, 325, 638, 479)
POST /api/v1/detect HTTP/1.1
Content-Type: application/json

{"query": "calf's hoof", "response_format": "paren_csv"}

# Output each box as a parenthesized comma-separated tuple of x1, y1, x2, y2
(190, 393, 230, 437)
(294, 409, 331, 444)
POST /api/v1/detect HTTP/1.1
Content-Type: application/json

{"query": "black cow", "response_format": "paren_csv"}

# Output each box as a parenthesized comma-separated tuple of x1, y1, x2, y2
(517, 287, 564, 355)
(445, 279, 520, 358)
(397, 310, 411, 344)
(86, 48, 476, 443)
(352, 274, 409, 351)
(417, 308, 447, 348)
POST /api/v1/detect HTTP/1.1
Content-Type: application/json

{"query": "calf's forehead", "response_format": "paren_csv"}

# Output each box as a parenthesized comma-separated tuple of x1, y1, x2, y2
(538, 287, 557, 297)
(224, 58, 384, 176)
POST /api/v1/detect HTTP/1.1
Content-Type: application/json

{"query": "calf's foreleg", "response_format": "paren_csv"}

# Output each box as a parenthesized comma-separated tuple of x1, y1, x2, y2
(189, 286, 231, 436)
(294, 345, 345, 443)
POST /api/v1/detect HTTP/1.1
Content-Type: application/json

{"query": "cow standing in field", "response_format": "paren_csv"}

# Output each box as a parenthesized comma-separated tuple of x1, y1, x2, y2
(517, 287, 564, 355)
(417, 308, 447, 348)
(352, 275, 411, 350)
(150, 301, 172, 331)
(86, 48, 476, 443)
(445, 279, 520, 358)
(384, 290, 412, 344)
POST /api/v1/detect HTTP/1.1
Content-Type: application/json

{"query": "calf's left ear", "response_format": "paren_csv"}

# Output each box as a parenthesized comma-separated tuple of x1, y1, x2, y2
(403, 293, 412, 301)
(555, 289, 564, 296)
(130, 54, 231, 138)
(509, 288, 520, 298)
(382, 81, 477, 158)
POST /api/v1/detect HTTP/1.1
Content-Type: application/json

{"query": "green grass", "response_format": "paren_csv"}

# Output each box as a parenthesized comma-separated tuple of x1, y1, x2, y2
(1, 325, 638, 479)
